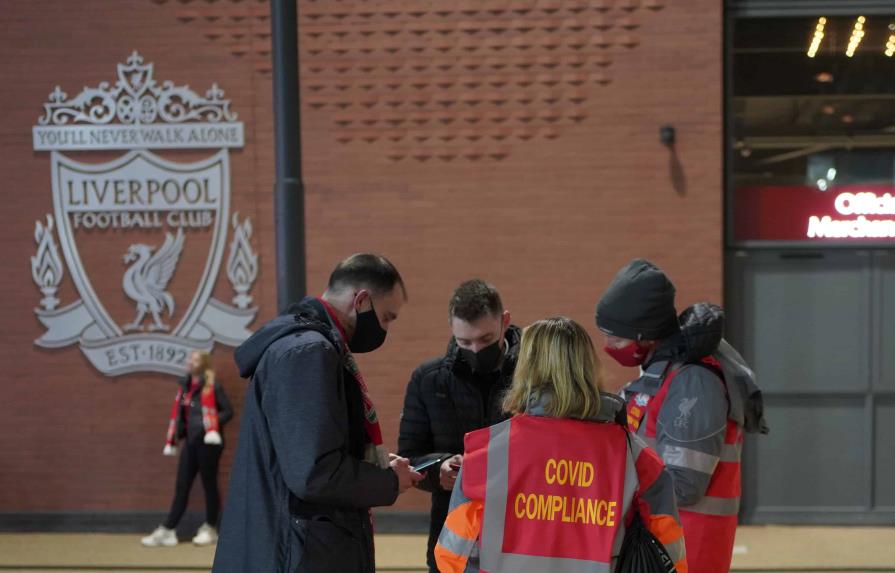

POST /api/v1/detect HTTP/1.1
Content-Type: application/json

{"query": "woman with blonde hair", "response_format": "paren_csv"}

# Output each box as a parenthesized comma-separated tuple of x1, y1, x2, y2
(435, 317, 687, 572)
(141, 350, 233, 547)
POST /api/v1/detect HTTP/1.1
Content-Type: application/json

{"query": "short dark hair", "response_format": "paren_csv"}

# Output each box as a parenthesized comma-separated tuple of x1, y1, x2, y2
(449, 279, 503, 323)
(327, 253, 407, 300)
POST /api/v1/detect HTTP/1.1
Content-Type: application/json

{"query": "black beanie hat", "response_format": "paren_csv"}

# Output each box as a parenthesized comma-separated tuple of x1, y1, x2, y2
(595, 259, 679, 341)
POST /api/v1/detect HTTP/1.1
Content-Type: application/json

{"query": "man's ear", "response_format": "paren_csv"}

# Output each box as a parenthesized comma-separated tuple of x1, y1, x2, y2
(502, 310, 511, 330)
(354, 289, 373, 312)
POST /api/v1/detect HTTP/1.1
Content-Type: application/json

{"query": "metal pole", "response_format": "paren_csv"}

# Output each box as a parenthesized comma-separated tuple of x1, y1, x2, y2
(271, 0, 306, 312)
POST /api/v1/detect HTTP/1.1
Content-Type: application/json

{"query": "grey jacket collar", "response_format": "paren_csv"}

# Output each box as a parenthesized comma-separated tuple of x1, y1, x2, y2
(525, 390, 626, 424)
(623, 358, 673, 396)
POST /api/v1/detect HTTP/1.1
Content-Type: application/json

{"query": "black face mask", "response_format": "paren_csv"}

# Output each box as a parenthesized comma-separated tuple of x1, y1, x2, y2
(459, 338, 504, 374)
(348, 300, 387, 353)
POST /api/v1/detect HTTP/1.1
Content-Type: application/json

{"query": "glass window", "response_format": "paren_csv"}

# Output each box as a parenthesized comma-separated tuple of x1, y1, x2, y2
(729, 14, 895, 244)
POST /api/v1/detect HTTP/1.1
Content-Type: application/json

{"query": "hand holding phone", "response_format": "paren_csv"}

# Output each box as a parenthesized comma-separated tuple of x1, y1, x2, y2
(390, 455, 423, 495)
(411, 457, 444, 473)
(440, 454, 463, 491)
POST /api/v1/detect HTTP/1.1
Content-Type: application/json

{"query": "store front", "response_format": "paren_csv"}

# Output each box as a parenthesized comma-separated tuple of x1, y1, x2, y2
(727, 1, 895, 523)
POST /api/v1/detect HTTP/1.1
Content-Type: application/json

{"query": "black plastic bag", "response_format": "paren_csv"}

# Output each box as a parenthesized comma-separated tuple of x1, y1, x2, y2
(616, 512, 677, 573)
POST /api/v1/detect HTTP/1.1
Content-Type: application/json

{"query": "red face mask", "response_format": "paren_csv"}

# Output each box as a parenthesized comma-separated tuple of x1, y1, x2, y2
(604, 341, 648, 367)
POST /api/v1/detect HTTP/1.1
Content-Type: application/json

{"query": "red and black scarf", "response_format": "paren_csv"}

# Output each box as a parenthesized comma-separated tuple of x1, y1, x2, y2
(317, 298, 389, 468)
(165, 374, 219, 447)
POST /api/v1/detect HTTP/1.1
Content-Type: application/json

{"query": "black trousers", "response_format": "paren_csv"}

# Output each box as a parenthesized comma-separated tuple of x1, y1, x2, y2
(287, 512, 375, 573)
(427, 492, 450, 573)
(164, 439, 223, 529)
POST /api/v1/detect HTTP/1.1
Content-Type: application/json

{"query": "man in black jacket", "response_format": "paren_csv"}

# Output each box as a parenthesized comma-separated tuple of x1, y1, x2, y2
(398, 279, 521, 573)
(212, 253, 421, 573)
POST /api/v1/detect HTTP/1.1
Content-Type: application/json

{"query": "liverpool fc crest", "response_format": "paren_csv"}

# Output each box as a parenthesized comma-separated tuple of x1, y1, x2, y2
(30, 52, 257, 376)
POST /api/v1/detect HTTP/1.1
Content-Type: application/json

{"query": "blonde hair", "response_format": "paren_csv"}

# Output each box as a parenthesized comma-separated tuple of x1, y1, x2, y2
(502, 316, 604, 419)
(191, 351, 215, 390)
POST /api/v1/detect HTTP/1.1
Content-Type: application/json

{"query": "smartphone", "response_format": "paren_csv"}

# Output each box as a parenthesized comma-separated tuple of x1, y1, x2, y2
(411, 457, 444, 473)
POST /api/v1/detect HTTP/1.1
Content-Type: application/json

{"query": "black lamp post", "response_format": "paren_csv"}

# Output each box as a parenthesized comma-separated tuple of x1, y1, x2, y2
(271, 0, 306, 312)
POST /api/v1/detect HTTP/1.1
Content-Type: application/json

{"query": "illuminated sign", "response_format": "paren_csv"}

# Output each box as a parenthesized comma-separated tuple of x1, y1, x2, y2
(807, 192, 895, 239)
(734, 185, 895, 243)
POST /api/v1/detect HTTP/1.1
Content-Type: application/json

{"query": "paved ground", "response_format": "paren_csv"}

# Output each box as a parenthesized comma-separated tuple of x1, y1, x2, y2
(1, 526, 894, 572)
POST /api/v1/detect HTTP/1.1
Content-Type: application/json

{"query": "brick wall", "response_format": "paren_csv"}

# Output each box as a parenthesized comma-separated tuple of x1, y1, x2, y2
(0, 0, 721, 517)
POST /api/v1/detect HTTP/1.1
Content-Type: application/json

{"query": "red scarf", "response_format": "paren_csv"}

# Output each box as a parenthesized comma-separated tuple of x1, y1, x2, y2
(317, 298, 385, 449)
(165, 374, 219, 447)
(317, 297, 389, 547)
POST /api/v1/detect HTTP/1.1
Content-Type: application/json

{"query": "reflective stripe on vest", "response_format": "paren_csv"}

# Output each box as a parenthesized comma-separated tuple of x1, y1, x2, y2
(438, 524, 477, 558)
(641, 436, 741, 465)
(468, 415, 631, 573)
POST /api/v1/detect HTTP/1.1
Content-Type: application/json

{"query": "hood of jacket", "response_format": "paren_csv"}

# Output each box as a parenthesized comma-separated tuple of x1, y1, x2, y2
(649, 302, 724, 366)
(234, 297, 342, 379)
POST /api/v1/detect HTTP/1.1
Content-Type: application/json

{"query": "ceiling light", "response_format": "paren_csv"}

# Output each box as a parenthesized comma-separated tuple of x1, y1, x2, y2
(827, 167, 837, 181)
(846, 16, 866, 57)
(817, 178, 828, 192)
(807, 17, 827, 57)
(886, 33, 895, 57)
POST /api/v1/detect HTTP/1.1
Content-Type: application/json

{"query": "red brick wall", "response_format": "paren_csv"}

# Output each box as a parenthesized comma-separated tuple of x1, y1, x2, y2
(0, 0, 721, 516)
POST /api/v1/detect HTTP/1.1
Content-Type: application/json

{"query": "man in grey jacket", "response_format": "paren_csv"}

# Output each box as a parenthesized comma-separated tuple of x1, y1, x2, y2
(212, 253, 421, 573)
(595, 259, 746, 573)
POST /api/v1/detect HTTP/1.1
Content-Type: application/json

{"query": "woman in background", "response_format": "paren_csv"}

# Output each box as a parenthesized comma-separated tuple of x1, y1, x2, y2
(141, 350, 233, 547)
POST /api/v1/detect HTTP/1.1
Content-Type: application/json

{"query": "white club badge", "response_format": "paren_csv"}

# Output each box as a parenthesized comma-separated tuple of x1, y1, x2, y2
(30, 52, 258, 376)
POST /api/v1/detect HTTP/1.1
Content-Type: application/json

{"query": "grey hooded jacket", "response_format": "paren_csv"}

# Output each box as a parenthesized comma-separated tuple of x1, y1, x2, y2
(622, 303, 735, 507)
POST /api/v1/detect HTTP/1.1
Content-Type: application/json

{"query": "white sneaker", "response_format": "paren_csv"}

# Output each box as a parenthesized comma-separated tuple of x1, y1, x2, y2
(192, 523, 218, 546)
(141, 525, 178, 547)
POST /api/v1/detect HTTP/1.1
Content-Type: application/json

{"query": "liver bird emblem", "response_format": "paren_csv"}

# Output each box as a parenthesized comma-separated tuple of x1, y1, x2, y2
(122, 229, 185, 332)
(679, 397, 699, 417)
(674, 397, 699, 429)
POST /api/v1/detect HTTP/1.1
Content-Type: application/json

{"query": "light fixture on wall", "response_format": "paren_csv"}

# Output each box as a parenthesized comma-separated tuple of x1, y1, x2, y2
(814, 72, 834, 83)
(846, 16, 866, 57)
(885, 25, 894, 57)
(659, 125, 675, 146)
(807, 17, 826, 58)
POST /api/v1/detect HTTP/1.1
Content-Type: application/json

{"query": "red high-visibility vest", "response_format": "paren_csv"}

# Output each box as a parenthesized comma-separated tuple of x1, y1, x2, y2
(462, 415, 631, 573)
(627, 359, 742, 573)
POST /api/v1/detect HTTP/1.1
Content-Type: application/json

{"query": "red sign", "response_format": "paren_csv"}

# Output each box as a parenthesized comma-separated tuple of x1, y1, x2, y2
(501, 415, 627, 563)
(733, 185, 895, 242)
